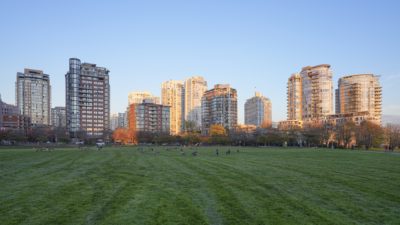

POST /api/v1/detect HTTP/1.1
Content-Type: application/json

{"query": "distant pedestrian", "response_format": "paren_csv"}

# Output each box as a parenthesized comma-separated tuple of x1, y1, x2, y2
(96, 143, 102, 151)
(216, 149, 219, 156)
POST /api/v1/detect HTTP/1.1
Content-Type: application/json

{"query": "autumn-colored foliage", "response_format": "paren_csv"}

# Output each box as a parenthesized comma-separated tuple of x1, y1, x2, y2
(112, 128, 137, 145)
(210, 124, 227, 137)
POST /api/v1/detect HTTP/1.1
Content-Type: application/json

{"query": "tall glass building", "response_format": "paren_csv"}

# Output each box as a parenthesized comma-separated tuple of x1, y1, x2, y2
(65, 58, 110, 138)
(51, 106, 66, 128)
(16, 69, 51, 126)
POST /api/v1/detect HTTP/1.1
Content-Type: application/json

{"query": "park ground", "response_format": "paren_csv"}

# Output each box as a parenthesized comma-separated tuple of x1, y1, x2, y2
(0, 146, 400, 225)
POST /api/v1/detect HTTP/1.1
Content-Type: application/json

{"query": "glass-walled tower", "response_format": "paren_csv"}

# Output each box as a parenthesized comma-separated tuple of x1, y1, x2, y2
(66, 58, 81, 135)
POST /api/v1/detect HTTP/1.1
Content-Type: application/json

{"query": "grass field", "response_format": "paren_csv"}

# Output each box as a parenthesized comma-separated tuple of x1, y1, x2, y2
(1, 146, 400, 225)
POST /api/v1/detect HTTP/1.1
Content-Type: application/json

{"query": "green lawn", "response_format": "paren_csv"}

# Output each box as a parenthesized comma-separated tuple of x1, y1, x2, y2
(0, 147, 399, 225)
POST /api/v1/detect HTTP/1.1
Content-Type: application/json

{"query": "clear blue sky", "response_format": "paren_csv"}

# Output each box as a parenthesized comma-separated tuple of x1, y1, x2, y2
(1, 0, 399, 122)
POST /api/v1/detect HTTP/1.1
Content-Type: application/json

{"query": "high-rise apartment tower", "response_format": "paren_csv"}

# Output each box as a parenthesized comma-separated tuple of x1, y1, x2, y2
(16, 69, 51, 126)
(336, 74, 382, 124)
(244, 92, 272, 128)
(184, 76, 207, 129)
(201, 84, 237, 135)
(161, 80, 184, 135)
(65, 58, 110, 137)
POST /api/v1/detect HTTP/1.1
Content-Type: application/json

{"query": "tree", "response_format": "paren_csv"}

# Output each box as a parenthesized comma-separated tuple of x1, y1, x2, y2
(182, 133, 201, 145)
(255, 128, 284, 146)
(303, 127, 323, 147)
(229, 129, 256, 146)
(385, 124, 400, 151)
(256, 135, 268, 146)
(28, 126, 52, 143)
(336, 121, 356, 148)
(184, 120, 199, 133)
(209, 124, 227, 137)
(7, 129, 27, 143)
(0, 129, 11, 142)
(356, 121, 383, 150)
(112, 128, 137, 145)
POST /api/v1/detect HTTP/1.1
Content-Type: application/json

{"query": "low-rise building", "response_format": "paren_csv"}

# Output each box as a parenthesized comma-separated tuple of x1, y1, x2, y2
(1, 97, 30, 131)
(278, 120, 303, 130)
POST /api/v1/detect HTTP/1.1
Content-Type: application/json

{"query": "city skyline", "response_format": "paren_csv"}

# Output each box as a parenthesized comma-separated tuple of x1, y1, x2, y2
(1, 1, 399, 123)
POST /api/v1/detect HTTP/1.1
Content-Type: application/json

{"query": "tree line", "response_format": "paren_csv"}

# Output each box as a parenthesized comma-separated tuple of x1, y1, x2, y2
(112, 122, 400, 150)
(1, 121, 400, 151)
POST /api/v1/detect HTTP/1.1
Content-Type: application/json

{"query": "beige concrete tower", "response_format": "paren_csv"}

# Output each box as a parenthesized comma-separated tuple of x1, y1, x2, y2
(184, 76, 207, 129)
(300, 64, 334, 120)
(161, 80, 184, 135)
(336, 74, 382, 124)
(287, 73, 302, 121)
(16, 69, 51, 126)
(244, 92, 272, 128)
(128, 91, 160, 105)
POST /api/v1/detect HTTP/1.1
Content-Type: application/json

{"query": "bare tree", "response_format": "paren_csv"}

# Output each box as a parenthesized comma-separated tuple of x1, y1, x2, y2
(386, 124, 400, 151)
(336, 121, 356, 148)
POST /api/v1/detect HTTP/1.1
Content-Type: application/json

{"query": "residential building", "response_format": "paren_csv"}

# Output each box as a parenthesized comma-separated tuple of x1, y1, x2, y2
(244, 92, 272, 128)
(201, 84, 238, 135)
(128, 102, 170, 134)
(336, 74, 382, 124)
(110, 113, 119, 130)
(234, 124, 257, 134)
(287, 73, 302, 121)
(1, 97, 30, 131)
(128, 91, 160, 105)
(118, 112, 127, 128)
(304, 111, 379, 128)
(16, 68, 51, 126)
(65, 58, 110, 138)
(300, 64, 334, 121)
(51, 107, 66, 128)
(184, 76, 207, 129)
(1, 96, 18, 117)
(161, 80, 184, 135)
(278, 120, 303, 130)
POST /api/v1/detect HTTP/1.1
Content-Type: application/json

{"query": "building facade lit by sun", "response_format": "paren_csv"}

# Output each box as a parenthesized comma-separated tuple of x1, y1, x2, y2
(201, 84, 238, 135)
(244, 92, 272, 128)
(161, 80, 184, 135)
(336, 74, 382, 124)
(300, 64, 334, 121)
(128, 91, 160, 105)
(287, 73, 302, 121)
(184, 76, 207, 130)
